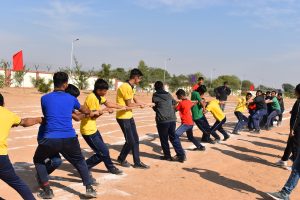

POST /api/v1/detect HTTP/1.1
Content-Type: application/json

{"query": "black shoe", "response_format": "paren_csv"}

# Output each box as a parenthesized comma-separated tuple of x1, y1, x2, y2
(117, 157, 131, 168)
(231, 131, 240, 135)
(202, 139, 216, 144)
(85, 185, 97, 198)
(193, 146, 206, 151)
(223, 135, 230, 141)
(265, 126, 271, 131)
(133, 162, 150, 169)
(38, 188, 54, 199)
(108, 167, 123, 175)
(253, 129, 261, 134)
(172, 155, 186, 163)
(160, 155, 173, 161)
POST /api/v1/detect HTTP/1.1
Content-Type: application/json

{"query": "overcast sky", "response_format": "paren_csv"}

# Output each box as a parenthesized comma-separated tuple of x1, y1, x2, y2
(1, 0, 300, 88)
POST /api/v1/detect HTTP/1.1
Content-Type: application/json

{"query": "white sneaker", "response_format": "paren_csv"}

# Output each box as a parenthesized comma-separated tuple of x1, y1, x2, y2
(275, 160, 287, 167)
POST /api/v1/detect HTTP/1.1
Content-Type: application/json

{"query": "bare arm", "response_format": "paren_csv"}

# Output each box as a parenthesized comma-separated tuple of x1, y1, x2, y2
(104, 101, 126, 109)
(78, 105, 91, 115)
(19, 117, 43, 127)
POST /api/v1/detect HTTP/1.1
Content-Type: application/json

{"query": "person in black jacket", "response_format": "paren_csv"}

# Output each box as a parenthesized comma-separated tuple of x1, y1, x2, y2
(152, 81, 179, 161)
(214, 81, 231, 111)
(277, 92, 285, 126)
(249, 90, 267, 133)
(268, 84, 300, 200)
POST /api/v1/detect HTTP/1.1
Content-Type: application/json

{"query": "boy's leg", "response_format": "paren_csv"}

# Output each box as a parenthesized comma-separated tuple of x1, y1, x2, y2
(173, 124, 188, 157)
(266, 110, 279, 129)
(0, 155, 35, 200)
(157, 122, 172, 158)
(45, 154, 62, 175)
(194, 118, 211, 142)
(116, 119, 133, 162)
(186, 126, 203, 148)
(281, 136, 294, 162)
(217, 119, 230, 139)
(61, 137, 91, 186)
(129, 118, 142, 165)
(233, 111, 242, 133)
(83, 131, 114, 170)
(210, 121, 221, 140)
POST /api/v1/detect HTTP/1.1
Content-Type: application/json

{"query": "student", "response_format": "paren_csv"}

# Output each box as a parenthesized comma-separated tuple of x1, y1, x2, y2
(267, 84, 300, 200)
(265, 91, 281, 130)
(80, 79, 124, 175)
(152, 81, 179, 161)
(214, 81, 231, 111)
(191, 86, 216, 144)
(0, 93, 42, 200)
(249, 90, 267, 134)
(192, 77, 207, 92)
(277, 92, 285, 126)
(247, 100, 257, 131)
(35, 84, 86, 181)
(173, 89, 206, 163)
(116, 68, 149, 169)
(232, 93, 252, 135)
(33, 72, 97, 199)
(205, 99, 230, 143)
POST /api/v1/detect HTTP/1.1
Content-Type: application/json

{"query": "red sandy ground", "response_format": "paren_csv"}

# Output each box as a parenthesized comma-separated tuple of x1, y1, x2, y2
(0, 88, 299, 200)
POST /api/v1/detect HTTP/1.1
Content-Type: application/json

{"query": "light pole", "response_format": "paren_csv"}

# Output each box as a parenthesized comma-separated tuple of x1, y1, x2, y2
(163, 58, 171, 83)
(70, 38, 79, 68)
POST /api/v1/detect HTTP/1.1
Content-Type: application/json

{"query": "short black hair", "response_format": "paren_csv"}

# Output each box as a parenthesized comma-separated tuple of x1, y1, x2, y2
(295, 84, 300, 95)
(176, 89, 186, 97)
(53, 72, 68, 88)
(196, 85, 206, 95)
(154, 81, 164, 91)
(224, 81, 228, 85)
(65, 84, 80, 98)
(0, 93, 4, 106)
(246, 92, 252, 97)
(271, 90, 277, 94)
(278, 92, 283, 96)
(266, 91, 271, 94)
(94, 79, 109, 91)
(130, 68, 143, 79)
(198, 77, 204, 81)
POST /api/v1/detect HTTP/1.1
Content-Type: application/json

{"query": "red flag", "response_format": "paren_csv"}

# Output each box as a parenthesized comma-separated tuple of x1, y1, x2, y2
(250, 84, 255, 91)
(13, 50, 24, 71)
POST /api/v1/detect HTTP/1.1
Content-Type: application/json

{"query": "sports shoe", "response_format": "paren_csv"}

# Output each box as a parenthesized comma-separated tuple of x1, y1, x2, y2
(117, 157, 131, 168)
(223, 135, 230, 141)
(215, 139, 221, 144)
(108, 167, 123, 175)
(37, 187, 54, 199)
(231, 131, 240, 135)
(193, 146, 206, 151)
(253, 129, 260, 134)
(133, 162, 150, 169)
(85, 185, 97, 198)
(172, 155, 186, 163)
(267, 191, 290, 200)
(275, 160, 288, 167)
(88, 172, 99, 186)
(160, 155, 173, 161)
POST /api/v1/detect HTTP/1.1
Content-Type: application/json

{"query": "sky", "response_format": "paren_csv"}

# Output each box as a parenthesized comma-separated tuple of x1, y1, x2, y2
(1, 0, 300, 88)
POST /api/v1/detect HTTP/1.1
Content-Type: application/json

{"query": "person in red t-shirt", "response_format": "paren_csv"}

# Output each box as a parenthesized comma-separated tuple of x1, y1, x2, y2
(172, 89, 205, 163)
(192, 77, 207, 92)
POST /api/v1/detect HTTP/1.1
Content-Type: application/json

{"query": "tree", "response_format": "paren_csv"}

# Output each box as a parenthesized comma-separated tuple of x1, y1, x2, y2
(72, 58, 92, 90)
(241, 80, 254, 91)
(168, 74, 189, 92)
(187, 72, 204, 86)
(282, 83, 295, 93)
(0, 75, 5, 88)
(13, 66, 28, 87)
(137, 60, 150, 89)
(212, 75, 241, 90)
(31, 77, 45, 88)
(111, 67, 128, 82)
(0, 60, 12, 87)
(98, 63, 111, 81)
(255, 85, 275, 91)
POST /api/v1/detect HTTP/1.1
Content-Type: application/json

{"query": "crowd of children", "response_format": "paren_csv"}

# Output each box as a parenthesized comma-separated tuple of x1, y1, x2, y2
(0, 71, 299, 200)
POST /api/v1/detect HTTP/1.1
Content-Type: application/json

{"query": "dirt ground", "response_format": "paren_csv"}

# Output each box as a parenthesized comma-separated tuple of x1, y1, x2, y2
(0, 87, 299, 200)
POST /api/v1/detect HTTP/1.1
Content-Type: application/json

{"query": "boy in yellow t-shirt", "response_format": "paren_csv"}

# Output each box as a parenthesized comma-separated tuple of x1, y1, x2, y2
(232, 92, 252, 135)
(0, 93, 42, 200)
(116, 68, 149, 169)
(205, 99, 230, 143)
(80, 79, 124, 175)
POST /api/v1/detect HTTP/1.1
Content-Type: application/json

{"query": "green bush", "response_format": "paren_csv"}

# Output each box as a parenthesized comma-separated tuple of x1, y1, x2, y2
(38, 80, 53, 93)
(0, 75, 5, 88)
(31, 77, 45, 88)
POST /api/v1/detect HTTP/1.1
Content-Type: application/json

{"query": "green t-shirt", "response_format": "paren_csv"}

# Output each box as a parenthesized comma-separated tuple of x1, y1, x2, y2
(272, 97, 281, 111)
(191, 91, 204, 120)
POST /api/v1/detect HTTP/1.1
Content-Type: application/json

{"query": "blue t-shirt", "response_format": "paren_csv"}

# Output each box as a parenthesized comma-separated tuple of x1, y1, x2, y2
(41, 91, 81, 138)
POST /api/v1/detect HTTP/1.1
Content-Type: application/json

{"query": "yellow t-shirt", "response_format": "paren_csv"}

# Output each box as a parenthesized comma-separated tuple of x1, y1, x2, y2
(80, 93, 106, 135)
(235, 97, 247, 113)
(0, 107, 21, 155)
(116, 82, 134, 119)
(206, 99, 225, 121)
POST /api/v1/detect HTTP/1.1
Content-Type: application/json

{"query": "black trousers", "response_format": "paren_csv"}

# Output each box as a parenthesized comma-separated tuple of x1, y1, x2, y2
(33, 137, 91, 186)
(156, 121, 177, 157)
